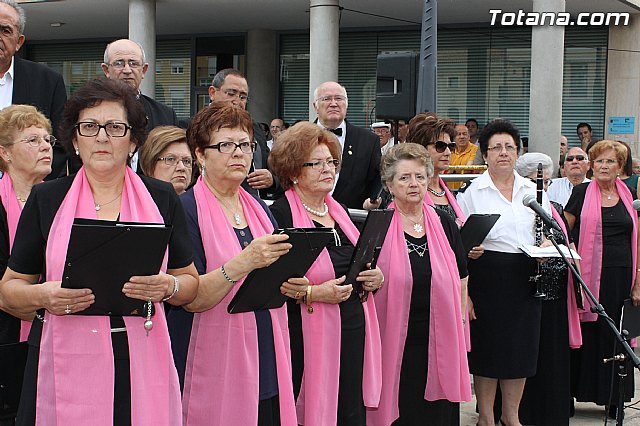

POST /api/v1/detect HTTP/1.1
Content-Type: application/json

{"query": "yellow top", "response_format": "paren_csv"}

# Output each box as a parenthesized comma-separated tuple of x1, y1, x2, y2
(448, 143, 478, 189)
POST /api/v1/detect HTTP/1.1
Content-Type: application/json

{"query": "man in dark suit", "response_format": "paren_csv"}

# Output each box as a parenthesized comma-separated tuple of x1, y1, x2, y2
(313, 81, 381, 210)
(208, 68, 281, 199)
(0, 0, 69, 180)
(102, 38, 179, 172)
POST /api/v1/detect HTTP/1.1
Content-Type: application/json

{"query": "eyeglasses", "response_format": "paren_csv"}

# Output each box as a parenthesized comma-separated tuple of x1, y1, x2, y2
(17, 135, 56, 147)
(108, 59, 143, 69)
(156, 156, 195, 168)
(528, 177, 553, 186)
(594, 158, 617, 166)
(204, 141, 256, 154)
(76, 122, 131, 138)
(223, 89, 249, 102)
(316, 95, 347, 104)
(429, 141, 456, 153)
(487, 144, 518, 153)
(302, 159, 340, 170)
(566, 155, 587, 162)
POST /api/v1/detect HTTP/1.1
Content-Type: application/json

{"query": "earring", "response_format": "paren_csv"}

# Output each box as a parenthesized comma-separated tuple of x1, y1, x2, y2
(129, 151, 134, 158)
(75, 148, 79, 155)
(200, 163, 205, 177)
(292, 179, 298, 185)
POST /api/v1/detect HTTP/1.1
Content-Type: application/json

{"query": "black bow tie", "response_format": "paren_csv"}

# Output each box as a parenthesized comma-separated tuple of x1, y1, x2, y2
(328, 127, 343, 137)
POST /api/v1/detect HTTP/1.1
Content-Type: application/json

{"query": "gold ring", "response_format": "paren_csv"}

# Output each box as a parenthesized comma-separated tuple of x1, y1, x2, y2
(295, 291, 300, 299)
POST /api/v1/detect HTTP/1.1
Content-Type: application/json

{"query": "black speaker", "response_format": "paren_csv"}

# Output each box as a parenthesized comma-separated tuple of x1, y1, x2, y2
(376, 51, 418, 121)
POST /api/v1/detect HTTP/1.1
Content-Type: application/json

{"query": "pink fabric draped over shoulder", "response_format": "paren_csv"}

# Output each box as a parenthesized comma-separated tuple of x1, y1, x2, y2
(284, 189, 382, 426)
(181, 178, 297, 426)
(577, 179, 637, 323)
(36, 167, 182, 426)
(0, 173, 32, 341)
(367, 201, 471, 426)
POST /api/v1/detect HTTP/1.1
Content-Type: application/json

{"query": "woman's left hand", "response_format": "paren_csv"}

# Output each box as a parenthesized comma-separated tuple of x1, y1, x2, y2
(468, 244, 484, 260)
(356, 264, 384, 292)
(123, 272, 173, 302)
(280, 277, 310, 301)
(631, 282, 640, 306)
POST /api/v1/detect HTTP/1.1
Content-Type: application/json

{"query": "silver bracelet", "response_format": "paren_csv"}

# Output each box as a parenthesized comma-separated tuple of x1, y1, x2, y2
(162, 275, 180, 302)
(220, 264, 238, 285)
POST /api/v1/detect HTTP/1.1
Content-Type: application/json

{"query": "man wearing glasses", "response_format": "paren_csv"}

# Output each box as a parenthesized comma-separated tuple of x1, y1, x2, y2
(547, 147, 590, 207)
(208, 68, 281, 199)
(313, 81, 381, 210)
(102, 38, 179, 172)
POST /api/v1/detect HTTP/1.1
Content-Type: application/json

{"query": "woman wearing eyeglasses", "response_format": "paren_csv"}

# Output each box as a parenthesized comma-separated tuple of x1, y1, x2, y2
(268, 122, 383, 426)
(167, 102, 297, 425)
(138, 126, 195, 195)
(565, 140, 638, 418)
(456, 119, 547, 426)
(0, 79, 199, 425)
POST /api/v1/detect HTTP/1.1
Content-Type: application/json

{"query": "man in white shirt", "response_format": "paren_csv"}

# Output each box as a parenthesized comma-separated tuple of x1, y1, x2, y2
(267, 118, 285, 150)
(371, 121, 393, 155)
(547, 147, 590, 207)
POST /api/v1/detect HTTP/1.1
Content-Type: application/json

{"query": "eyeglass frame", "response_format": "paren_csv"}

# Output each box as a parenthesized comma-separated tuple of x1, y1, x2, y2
(16, 135, 57, 147)
(315, 95, 348, 104)
(565, 155, 587, 162)
(156, 156, 196, 168)
(527, 177, 553, 187)
(203, 141, 256, 154)
(486, 144, 518, 153)
(428, 140, 456, 153)
(302, 159, 340, 170)
(222, 89, 249, 102)
(107, 59, 144, 69)
(75, 122, 132, 138)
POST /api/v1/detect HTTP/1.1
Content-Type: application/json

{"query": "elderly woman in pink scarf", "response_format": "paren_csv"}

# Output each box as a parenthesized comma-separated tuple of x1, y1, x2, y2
(268, 121, 383, 426)
(368, 142, 471, 426)
(565, 139, 638, 417)
(0, 78, 199, 426)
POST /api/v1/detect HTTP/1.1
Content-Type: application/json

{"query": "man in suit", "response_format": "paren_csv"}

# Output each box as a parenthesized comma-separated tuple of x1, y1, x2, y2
(208, 68, 281, 199)
(0, 0, 69, 180)
(102, 38, 179, 171)
(313, 81, 381, 210)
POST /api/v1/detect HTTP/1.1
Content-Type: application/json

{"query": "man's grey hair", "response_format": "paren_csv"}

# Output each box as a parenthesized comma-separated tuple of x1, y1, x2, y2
(313, 82, 348, 104)
(211, 68, 245, 89)
(1, 0, 25, 34)
(515, 152, 554, 178)
(103, 39, 147, 64)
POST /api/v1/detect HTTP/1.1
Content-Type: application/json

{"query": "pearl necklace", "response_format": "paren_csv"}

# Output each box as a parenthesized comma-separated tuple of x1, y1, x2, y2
(302, 201, 328, 217)
(397, 207, 424, 233)
(94, 192, 122, 211)
(16, 195, 27, 203)
(427, 186, 446, 197)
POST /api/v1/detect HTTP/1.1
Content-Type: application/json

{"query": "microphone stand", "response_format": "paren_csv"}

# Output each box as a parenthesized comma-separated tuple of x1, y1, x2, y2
(543, 225, 640, 425)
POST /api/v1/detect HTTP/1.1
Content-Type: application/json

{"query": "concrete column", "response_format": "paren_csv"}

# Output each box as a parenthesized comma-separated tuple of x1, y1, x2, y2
(247, 29, 278, 124)
(309, 0, 340, 121)
(528, 0, 565, 163)
(129, 0, 156, 98)
(605, 14, 640, 156)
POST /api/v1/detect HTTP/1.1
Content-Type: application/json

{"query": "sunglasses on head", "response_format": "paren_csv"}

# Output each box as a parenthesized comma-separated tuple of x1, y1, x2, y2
(430, 140, 456, 153)
(565, 155, 586, 162)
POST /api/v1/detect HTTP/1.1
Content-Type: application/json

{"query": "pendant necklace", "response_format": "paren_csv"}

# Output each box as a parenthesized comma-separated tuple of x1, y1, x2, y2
(397, 207, 424, 233)
(16, 194, 27, 203)
(211, 188, 242, 225)
(94, 192, 122, 211)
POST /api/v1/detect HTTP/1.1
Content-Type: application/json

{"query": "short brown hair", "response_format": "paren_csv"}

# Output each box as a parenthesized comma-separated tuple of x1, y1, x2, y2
(138, 126, 190, 176)
(187, 101, 253, 153)
(588, 140, 627, 169)
(405, 112, 456, 148)
(268, 121, 341, 191)
(0, 104, 52, 172)
(380, 143, 433, 191)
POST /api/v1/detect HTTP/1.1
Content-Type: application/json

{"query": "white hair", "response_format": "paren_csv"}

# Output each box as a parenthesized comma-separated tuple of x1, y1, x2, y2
(312, 82, 348, 108)
(515, 152, 554, 178)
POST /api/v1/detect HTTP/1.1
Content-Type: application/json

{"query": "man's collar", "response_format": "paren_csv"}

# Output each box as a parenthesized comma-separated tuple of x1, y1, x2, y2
(318, 120, 346, 133)
(0, 57, 15, 80)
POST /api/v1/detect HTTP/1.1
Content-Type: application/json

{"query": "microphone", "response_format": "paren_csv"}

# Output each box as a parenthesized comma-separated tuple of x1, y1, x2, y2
(633, 199, 640, 211)
(522, 194, 563, 233)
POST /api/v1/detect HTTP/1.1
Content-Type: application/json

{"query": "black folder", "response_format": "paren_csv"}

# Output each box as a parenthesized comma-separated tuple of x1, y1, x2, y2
(227, 227, 335, 314)
(61, 218, 172, 316)
(622, 299, 640, 339)
(459, 213, 501, 253)
(344, 209, 394, 295)
(0, 341, 27, 419)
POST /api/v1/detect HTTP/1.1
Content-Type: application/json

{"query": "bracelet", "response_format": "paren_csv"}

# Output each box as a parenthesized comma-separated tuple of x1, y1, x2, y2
(162, 275, 180, 302)
(305, 285, 314, 314)
(220, 264, 237, 285)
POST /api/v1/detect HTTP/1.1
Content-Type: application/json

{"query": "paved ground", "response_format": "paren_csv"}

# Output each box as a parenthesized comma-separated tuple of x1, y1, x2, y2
(460, 366, 640, 425)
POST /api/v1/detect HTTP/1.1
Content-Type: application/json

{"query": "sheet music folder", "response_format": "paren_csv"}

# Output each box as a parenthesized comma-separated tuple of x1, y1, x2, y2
(459, 213, 501, 253)
(622, 299, 640, 339)
(61, 218, 172, 316)
(227, 227, 334, 314)
(0, 341, 27, 418)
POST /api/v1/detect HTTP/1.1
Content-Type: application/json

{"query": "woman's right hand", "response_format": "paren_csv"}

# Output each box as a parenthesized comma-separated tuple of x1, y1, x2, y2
(239, 233, 292, 271)
(312, 276, 351, 304)
(468, 244, 484, 260)
(40, 281, 95, 315)
(468, 295, 477, 320)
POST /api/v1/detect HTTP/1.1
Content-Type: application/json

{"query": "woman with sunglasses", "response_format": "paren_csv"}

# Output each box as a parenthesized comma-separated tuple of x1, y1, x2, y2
(167, 102, 298, 425)
(456, 119, 549, 426)
(138, 126, 195, 195)
(268, 122, 383, 426)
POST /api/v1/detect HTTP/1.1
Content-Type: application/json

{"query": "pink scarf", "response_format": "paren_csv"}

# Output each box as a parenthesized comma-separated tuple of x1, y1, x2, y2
(284, 189, 382, 426)
(37, 167, 181, 426)
(578, 179, 637, 322)
(181, 178, 297, 426)
(0, 173, 32, 341)
(550, 206, 582, 348)
(367, 201, 471, 426)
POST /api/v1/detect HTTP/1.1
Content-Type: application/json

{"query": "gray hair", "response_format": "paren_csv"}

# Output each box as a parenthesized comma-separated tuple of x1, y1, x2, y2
(515, 152, 554, 178)
(380, 143, 434, 190)
(1, 0, 25, 34)
(211, 68, 245, 89)
(103, 39, 146, 64)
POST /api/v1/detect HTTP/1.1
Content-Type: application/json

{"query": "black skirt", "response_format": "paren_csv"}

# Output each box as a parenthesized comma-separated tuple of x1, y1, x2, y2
(467, 251, 541, 378)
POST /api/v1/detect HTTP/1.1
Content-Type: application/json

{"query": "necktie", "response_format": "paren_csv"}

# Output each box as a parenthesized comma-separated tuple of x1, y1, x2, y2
(328, 128, 342, 137)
